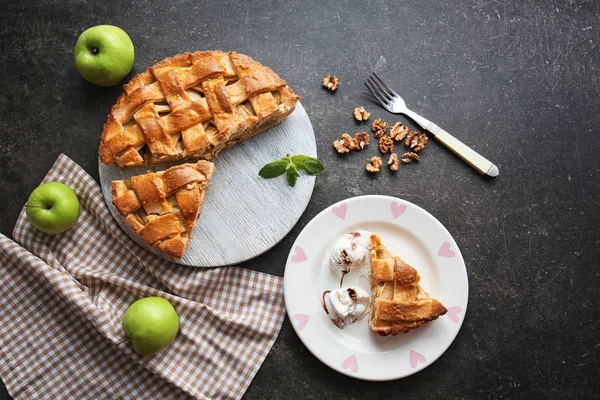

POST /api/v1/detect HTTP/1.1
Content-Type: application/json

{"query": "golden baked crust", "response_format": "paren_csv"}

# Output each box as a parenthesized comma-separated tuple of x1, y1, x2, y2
(368, 234, 447, 336)
(99, 50, 301, 167)
(111, 160, 214, 258)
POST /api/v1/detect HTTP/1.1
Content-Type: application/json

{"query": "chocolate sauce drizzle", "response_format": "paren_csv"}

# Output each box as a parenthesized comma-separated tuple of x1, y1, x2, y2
(321, 290, 332, 314)
(340, 271, 348, 287)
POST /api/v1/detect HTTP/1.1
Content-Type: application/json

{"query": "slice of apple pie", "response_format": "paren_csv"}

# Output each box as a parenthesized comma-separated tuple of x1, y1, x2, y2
(99, 50, 301, 167)
(111, 160, 214, 258)
(368, 234, 447, 336)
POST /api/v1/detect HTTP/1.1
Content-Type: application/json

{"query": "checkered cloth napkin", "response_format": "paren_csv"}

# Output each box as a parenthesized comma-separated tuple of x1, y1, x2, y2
(0, 154, 286, 399)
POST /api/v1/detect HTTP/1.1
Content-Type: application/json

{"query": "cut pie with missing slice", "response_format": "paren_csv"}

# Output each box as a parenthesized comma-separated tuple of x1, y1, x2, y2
(99, 50, 301, 168)
(368, 234, 447, 336)
(111, 160, 214, 258)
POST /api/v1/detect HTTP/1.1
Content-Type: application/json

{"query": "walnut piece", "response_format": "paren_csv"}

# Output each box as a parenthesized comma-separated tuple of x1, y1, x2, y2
(333, 140, 349, 153)
(322, 75, 339, 91)
(353, 132, 370, 149)
(371, 156, 383, 168)
(405, 130, 420, 148)
(353, 107, 371, 121)
(401, 152, 420, 163)
(390, 122, 409, 141)
(333, 132, 370, 153)
(366, 156, 383, 173)
(413, 133, 428, 152)
(371, 118, 388, 138)
(378, 135, 394, 154)
(388, 153, 399, 171)
(333, 133, 356, 153)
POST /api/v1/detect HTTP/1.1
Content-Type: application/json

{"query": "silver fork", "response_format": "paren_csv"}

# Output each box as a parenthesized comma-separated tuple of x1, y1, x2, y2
(365, 73, 499, 177)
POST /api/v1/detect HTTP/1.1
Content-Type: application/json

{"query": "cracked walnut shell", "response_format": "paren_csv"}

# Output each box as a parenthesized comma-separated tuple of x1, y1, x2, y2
(354, 107, 371, 121)
(322, 75, 339, 91)
(366, 156, 383, 173)
(371, 118, 388, 138)
(388, 153, 400, 171)
(378, 135, 394, 154)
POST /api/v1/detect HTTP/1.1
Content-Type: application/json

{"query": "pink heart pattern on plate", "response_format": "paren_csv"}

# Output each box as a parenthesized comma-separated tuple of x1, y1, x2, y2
(438, 241, 456, 258)
(390, 201, 407, 219)
(292, 314, 310, 330)
(332, 202, 347, 219)
(291, 246, 307, 263)
(409, 350, 426, 368)
(341, 354, 358, 373)
(446, 306, 462, 323)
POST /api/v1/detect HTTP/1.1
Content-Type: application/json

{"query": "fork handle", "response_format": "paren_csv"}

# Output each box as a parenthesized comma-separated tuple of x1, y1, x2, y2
(426, 122, 499, 177)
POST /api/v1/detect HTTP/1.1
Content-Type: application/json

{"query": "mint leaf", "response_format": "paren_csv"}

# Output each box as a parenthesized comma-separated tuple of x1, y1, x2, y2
(259, 158, 288, 178)
(292, 155, 325, 176)
(286, 166, 300, 187)
(259, 154, 324, 187)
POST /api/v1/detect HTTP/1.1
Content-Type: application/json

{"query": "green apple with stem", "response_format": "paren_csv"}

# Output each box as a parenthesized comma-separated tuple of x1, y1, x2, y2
(25, 182, 80, 234)
(122, 297, 179, 356)
(74, 25, 135, 87)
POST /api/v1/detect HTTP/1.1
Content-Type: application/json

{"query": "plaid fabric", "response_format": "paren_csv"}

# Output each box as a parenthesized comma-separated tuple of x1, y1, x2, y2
(0, 154, 286, 400)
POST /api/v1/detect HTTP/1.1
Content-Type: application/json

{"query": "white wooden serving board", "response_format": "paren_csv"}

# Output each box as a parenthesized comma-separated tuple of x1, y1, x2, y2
(99, 102, 316, 267)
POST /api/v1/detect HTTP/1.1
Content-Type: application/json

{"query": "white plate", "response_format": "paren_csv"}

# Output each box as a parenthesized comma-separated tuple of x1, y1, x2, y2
(284, 195, 468, 380)
(100, 102, 316, 267)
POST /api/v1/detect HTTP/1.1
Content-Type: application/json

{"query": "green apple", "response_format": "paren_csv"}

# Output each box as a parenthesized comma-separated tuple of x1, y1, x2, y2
(26, 182, 80, 234)
(74, 25, 134, 87)
(122, 297, 179, 356)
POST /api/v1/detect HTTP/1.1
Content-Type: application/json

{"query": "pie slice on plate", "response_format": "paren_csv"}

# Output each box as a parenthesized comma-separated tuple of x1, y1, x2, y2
(368, 234, 447, 336)
(111, 160, 214, 258)
(99, 50, 301, 167)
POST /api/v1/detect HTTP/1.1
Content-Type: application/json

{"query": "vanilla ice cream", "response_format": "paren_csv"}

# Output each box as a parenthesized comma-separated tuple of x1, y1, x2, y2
(322, 286, 371, 328)
(328, 230, 372, 277)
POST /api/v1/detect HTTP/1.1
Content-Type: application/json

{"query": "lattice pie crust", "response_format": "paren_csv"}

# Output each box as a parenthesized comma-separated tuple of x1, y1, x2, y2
(103, 51, 300, 258)
(99, 50, 300, 168)
(111, 161, 214, 258)
(369, 234, 447, 335)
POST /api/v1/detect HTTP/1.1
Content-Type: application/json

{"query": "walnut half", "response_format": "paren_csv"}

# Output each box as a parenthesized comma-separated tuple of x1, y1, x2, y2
(322, 75, 339, 91)
(390, 122, 409, 142)
(354, 107, 371, 121)
(388, 153, 399, 171)
(412, 133, 428, 152)
(378, 135, 394, 154)
(366, 156, 383, 173)
(354, 132, 370, 149)
(333, 132, 370, 153)
(401, 152, 420, 163)
(405, 130, 420, 148)
(371, 118, 388, 139)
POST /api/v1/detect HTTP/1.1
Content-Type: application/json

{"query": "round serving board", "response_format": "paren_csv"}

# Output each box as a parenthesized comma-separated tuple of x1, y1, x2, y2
(99, 102, 316, 267)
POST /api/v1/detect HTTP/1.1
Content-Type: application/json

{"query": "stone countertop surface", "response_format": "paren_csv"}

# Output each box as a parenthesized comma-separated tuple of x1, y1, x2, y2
(1, 0, 599, 398)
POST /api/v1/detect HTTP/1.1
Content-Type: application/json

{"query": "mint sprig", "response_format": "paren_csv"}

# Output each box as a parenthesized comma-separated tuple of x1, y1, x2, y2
(259, 154, 324, 187)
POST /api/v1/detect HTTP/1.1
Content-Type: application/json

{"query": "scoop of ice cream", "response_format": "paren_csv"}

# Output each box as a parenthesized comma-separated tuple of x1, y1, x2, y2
(323, 287, 370, 328)
(328, 230, 372, 275)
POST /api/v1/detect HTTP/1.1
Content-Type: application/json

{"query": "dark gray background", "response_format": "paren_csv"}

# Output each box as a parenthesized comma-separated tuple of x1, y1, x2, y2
(1, 0, 599, 398)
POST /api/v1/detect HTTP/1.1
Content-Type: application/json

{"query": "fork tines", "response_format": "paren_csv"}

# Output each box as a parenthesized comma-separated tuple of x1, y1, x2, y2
(364, 73, 398, 107)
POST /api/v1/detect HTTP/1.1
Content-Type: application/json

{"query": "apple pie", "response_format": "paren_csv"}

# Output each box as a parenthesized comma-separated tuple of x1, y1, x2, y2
(368, 234, 447, 335)
(99, 50, 301, 168)
(111, 161, 214, 258)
